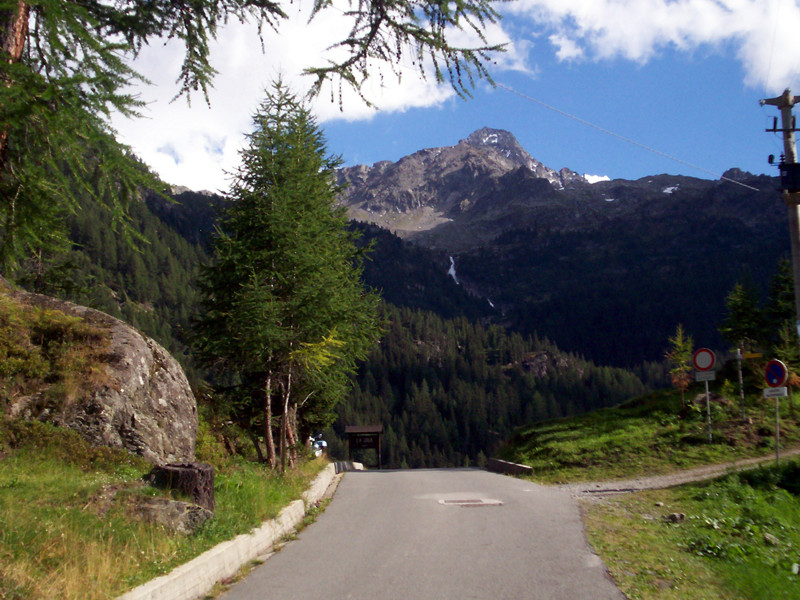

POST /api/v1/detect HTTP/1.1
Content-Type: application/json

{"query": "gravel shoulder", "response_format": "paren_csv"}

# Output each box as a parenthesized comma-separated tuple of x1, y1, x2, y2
(561, 446, 800, 498)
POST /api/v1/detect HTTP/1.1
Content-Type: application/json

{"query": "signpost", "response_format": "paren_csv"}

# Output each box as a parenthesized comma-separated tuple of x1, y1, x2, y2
(764, 359, 789, 466)
(693, 348, 716, 443)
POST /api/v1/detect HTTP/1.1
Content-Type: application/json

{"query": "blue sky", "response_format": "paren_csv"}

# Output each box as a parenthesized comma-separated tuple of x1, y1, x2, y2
(111, 0, 800, 193)
(324, 52, 771, 182)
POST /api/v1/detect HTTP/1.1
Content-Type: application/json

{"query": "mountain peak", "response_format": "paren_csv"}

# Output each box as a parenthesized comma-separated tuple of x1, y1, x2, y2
(463, 127, 522, 150)
(461, 127, 585, 190)
(461, 128, 530, 167)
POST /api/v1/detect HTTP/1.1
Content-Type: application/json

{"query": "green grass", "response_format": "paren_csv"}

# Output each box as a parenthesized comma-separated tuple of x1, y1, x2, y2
(500, 388, 800, 483)
(0, 419, 324, 600)
(584, 461, 800, 599)
(500, 385, 800, 598)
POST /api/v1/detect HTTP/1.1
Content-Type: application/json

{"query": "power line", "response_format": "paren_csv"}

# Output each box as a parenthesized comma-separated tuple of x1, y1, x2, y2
(497, 83, 760, 192)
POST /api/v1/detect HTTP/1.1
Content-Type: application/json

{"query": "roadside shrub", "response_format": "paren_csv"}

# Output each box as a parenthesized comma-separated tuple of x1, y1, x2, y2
(739, 462, 800, 497)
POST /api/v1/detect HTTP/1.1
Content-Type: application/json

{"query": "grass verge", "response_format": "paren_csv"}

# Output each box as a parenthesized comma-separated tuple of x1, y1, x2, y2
(500, 388, 800, 483)
(583, 460, 800, 599)
(0, 419, 324, 600)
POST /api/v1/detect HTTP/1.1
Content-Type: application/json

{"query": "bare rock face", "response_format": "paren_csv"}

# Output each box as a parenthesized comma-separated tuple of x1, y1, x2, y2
(519, 350, 574, 378)
(3, 280, 197, 464)
(336, 127, 588, 249)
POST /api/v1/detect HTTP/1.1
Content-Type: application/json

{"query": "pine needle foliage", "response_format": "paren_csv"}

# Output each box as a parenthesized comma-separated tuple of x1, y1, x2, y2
(719, 279, 765, 353)
(0, 0, 165, 275)
(306, 0, 504, 104)
(193, 80, 380, 468)
(665, 323, 693, 408)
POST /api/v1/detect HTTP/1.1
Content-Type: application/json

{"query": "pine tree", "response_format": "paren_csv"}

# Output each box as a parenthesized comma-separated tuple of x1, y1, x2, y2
(767, 258, 796, 327)
(193, 80, 380, 470)
(719, 279, 765, 353)
(767, 259, 800, 415)
(665, 324, 693, 409)
(774, 321, 800, 416)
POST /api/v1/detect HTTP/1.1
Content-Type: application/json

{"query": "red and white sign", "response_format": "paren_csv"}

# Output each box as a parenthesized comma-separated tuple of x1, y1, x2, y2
(693, 348, 716, 371)
(765, 359, 789, 388)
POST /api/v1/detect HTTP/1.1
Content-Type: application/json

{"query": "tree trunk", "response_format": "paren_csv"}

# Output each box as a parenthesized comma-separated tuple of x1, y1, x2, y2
(0, 2, 28, 60)
(148, 462, 216, 512)
(0, 2, 29, 181)
(286, 403, 298, 468)
(221, 433, 236, 456)
(248, 430, 265, 463)
(279, 371, 292, 473)
(264, 373, 276, 469)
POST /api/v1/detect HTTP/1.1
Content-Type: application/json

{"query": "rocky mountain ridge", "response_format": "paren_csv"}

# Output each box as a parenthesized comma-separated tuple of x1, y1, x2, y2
(335, 126, 784, 365)
(336, 127, 586, 243)
(336, 127, 775, 255)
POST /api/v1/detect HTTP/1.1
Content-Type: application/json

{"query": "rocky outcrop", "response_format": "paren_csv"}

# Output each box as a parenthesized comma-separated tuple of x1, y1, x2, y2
(132, 497, 213, 535)
(3, 279, 197, 464)
(462, 128, 585, 189)
(519, 350, 574, 378)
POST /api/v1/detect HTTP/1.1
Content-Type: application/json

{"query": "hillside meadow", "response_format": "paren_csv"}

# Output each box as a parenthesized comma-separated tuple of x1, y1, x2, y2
(500, 387, 800, 483)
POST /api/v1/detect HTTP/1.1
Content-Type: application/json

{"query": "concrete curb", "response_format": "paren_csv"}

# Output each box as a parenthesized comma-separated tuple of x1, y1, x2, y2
(118, 463, 336, 600)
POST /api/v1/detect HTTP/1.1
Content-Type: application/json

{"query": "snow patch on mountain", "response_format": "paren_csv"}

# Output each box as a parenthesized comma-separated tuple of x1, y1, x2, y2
(585, 174, 610, 184)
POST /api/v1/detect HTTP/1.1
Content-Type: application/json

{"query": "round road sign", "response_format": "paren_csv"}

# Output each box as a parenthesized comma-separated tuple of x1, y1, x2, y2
(693, 348, 716, 371)
(765, 359, 789, 388)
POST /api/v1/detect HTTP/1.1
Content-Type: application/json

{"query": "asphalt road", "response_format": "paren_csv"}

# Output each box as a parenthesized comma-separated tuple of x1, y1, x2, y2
(220, 468, 624, 599)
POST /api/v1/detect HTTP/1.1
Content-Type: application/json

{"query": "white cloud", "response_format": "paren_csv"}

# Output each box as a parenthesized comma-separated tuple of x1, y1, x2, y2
(508, 0, 800, 91)
(116, 0, 800, 194)
(549, 33, 583, 61)
(112, 2, 522, 191)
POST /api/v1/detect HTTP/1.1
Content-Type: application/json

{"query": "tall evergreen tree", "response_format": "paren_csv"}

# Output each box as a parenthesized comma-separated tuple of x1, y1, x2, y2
(719, 279, 764, 353)
(767, 258, 796, 327)
(766, 257, 799, 351)
(193, 81, 380, 470)
(768, 259, 800, 413)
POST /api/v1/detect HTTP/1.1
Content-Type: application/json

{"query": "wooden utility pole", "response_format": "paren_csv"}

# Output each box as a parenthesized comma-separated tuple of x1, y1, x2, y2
(761, 89, 800, 346)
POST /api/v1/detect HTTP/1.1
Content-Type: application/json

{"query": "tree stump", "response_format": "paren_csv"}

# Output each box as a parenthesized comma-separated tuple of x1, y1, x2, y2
(147, 462, 215, 512)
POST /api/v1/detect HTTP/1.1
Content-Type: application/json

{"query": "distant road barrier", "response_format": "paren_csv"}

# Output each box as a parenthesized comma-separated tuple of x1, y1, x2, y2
(486, 458, 533, 477)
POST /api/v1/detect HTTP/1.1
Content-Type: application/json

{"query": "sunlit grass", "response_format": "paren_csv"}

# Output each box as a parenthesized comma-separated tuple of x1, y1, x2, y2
(501, 389, 800, 483)
(584, 461, 800, 600)
(0, 420, 324, 599)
